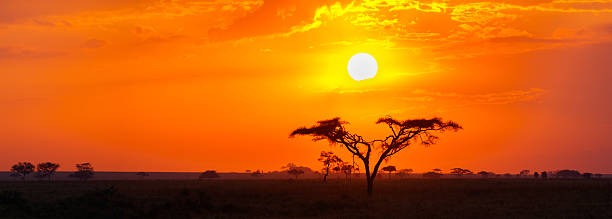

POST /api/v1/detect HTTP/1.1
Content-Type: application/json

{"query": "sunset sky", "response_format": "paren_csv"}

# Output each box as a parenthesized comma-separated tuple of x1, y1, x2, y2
(1, 0, 611, 173)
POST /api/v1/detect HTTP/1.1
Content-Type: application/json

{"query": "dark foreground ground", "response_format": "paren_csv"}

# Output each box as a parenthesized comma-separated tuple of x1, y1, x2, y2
(1, 179, 611, 218)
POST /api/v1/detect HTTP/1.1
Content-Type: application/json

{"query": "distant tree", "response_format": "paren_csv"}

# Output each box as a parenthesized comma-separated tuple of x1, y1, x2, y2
(317, 151, 342, 182)
(398, 169, 413, 178)
(283, 163, 305, 179)
(554, 170, 581, 178)
(341, 163, 357, 182)
(534, 172, 539, 178)
(477, 171, 491, 178)
(251, 170, 264, 177)
(199, 170, 220, 180)
(287, 169, 304, 179)
(35, 162, 60, 182)
(10, 162, 35, 181)
(540, 171, 547, 179)
(136, 172, 150, 179)
(382, 166, 397, 179)
(69, 163, 94, 181)
(423, 171, 442, 178)
(450, 168, 473, 176)
(594, 173, 603, 178)
(519, 170, 530, 176)
(290, 116, 461, 196)
(583, 172, 592, 179)
(433, 168, 442, 173)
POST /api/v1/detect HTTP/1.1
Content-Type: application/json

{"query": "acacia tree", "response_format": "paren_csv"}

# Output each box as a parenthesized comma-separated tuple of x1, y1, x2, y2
(450, 168, 473, 176)
(318, 151, 342, 182)
(382, 165, 396, 179)
(69, 163, 94, 181)
(283, 163, 305, 179)
(290, 116, 461, 196)
(36, 162, 60, 182)
(10, 162, 35, 181)
(398, 169, 413, 178)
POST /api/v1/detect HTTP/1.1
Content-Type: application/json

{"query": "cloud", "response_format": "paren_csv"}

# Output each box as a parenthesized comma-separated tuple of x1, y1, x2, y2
(401, 88, 547, 105)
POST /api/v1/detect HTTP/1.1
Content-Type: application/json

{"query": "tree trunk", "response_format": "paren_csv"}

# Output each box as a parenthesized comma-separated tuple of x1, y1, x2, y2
(367, 176, 374, 196)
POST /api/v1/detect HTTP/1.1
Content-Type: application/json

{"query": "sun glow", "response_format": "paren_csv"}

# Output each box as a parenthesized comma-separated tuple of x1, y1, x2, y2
(347, 53, 378, 81)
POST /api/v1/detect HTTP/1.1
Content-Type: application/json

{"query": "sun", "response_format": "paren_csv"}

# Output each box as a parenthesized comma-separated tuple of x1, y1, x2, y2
(347, 53, 378, 81)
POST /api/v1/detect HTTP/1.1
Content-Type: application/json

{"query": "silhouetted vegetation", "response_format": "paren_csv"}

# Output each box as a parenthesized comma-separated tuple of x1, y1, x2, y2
(10, 162, 35, 181)
(397, 169, 413, 178)
(317, 151, 342, 182)
(290, 116, 461, 195)
(283, 163, 305, 179)
(381, 166, 396, 179)
(250, 170, 264, 177)
(199, 170, 220, 180)
(423, 171, 443, 178)
(451, 168, 473, 176)
(555, 170, 582, 178)
(69, 163, 94, 181)
(35, 162, 60, 182)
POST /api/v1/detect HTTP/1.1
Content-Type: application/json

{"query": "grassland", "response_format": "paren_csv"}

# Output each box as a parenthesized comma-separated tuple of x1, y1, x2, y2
(1, 179, 611, 218)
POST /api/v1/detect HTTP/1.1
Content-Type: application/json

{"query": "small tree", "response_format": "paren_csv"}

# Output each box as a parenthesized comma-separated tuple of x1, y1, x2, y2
(381, 166, 397, 179)
(398, 169, 413, 178)
(69, 163, 94, 181)
(10, 162, 35, 181)
(136, 172, 150, 179)
(283, 163, 305, 179)
(199, 170, 220, 180)
(318, 151, 342, 182)
(534, 172, 539, 178)
(519, 170, 530, 177)
(251, 170, 264, 177)
(541, 171, 547, 179)
(450, 168, 473, 176)
(36, 162, 60, 182)
(341, 163, 357, 182)
(554, 170, 581, 178)
(423, 171, 442, 178)
(477, 171, 491, 178)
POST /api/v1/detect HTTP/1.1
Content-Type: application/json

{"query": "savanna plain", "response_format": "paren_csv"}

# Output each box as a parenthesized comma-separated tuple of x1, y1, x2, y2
(1, 178, 611, 218)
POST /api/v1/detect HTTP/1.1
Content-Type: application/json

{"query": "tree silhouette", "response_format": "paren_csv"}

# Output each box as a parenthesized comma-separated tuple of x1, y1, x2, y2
(340, 163, 357, 182)
(477, 171, 491, 178)
(398, 169, 413, 178)
(199, 170, 220, 179)
(251, 170, 264, 177)
(317, 151, 342, 182)
(540, 171, 547, 179)
(554, 169, 581, 178)
(283, 163, 305, 179)
(69, 163, 94, 181)
(534, 172, 539, 178)
(382, 166, 396, 179)
(520, 170, 530, 175)
(450, 168, 473, 176)
(35, 162, 60, 182)
(423, 171, 442, 178)
(290, 116, 461, 196)
(136, 172, 150, 179)
(10, 162, 35, 181)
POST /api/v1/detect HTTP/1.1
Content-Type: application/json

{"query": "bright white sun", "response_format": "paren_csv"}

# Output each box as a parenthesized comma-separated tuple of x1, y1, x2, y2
(347, 53, 378, 81)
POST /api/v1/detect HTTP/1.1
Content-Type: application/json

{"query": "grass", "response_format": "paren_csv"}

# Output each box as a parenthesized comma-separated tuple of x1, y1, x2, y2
(0, 179, 611, 218)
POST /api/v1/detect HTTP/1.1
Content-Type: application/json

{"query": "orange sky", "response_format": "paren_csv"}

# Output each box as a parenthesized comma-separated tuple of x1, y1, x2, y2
(1, 0, 611, 173)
